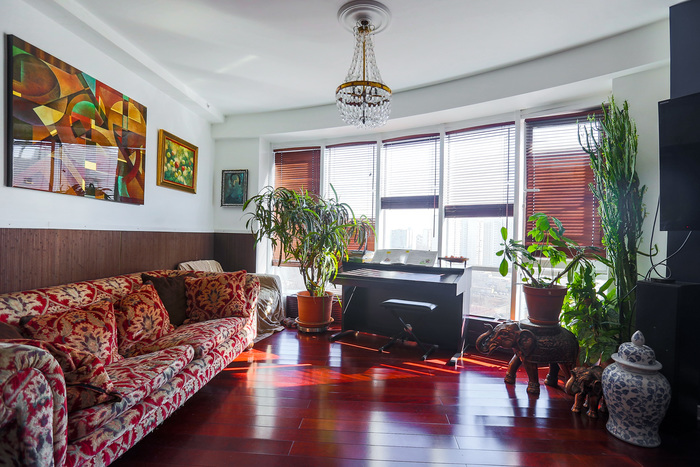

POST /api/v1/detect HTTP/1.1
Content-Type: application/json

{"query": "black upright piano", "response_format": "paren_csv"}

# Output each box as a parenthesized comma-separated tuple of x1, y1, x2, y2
(331, 261, 472, 356)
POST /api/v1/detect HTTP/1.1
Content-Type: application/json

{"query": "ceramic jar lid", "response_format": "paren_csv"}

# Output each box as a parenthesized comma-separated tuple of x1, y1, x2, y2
(611, 330, 663, 371)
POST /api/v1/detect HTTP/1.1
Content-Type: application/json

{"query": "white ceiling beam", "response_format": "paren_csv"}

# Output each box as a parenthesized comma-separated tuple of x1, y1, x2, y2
(24, 0, 224, 122)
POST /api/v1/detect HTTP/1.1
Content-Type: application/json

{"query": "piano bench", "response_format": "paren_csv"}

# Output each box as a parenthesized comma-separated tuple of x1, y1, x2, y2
(381, 299, 437, 313)
(379, 299, 438, 360)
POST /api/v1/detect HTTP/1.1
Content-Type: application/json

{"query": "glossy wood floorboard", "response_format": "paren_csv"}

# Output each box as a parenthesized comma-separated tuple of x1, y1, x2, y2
(111, 329, 700, 467)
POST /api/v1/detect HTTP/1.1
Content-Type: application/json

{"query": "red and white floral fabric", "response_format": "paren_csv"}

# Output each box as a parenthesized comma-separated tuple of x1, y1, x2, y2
(21, 299, 122, 365)
(114, 283, 175, 357)
(0, 275, 142, 326)
(184, 270, 249, 323)
(1, 339, 119, 413)
(66, 317, 255, 466)
(0, 269, 259, 467)
(0, 342, 68, 467)
(132, 316, 247, 358)
(66, 345, 194, 441)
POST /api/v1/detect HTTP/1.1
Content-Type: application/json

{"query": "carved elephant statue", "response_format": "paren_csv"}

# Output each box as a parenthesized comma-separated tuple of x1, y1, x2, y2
(565, 365, 607, 418)
(476, 320, 579, 395)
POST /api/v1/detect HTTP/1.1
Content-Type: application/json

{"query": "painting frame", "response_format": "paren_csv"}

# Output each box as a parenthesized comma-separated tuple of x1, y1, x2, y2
(157, 129, 198, 193)
(221, 169, 248, 207)
(6, 35, 147, 204)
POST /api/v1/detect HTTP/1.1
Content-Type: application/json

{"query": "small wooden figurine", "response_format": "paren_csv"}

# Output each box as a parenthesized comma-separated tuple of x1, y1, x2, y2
(565, 365, 607, 418)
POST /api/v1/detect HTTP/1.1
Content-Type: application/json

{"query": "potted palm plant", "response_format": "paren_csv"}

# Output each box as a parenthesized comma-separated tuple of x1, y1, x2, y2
(243, 186, 373, 331)
(497, 213, 587, 325)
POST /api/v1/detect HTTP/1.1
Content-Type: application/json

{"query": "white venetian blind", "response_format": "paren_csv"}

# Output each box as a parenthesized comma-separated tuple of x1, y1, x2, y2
(381, 134, 440, 209)
(324, 142, 376, 218)
(324, 141, 377, 251)
(445, 122, 515, 217)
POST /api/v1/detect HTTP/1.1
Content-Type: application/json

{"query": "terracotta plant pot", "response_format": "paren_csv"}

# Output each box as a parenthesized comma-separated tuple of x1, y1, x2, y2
(296, 291, 334, 326)
(523, 285, 567, 325)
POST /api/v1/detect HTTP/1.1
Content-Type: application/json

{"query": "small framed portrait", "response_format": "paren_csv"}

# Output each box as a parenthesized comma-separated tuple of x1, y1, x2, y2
(157, 130, 198, 193)
(221, 169, 248, 206)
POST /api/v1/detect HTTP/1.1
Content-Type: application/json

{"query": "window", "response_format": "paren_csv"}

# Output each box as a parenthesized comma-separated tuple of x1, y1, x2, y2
(268, 108, 604, 316)
(444, 123, 515, 266)
(525, 111, 603, 251)
(324, 142, 377, 251)
(444, 123, 516, 320)
(380, 134, 440, 250)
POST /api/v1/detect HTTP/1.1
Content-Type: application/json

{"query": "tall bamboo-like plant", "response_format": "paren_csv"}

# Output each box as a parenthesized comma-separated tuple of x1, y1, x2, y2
(243, 186, 373, 297)
(580, 97, 646, 343)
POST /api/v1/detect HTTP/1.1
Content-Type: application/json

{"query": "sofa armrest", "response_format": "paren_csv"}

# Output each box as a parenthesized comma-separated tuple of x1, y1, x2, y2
(0, 343, 68, 467)
(244, 275, 260, 342)
(251, 274, 284, 342)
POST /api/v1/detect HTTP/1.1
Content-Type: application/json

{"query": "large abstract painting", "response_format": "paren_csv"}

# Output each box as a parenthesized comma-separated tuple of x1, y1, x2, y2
(6, 35, 147, 204)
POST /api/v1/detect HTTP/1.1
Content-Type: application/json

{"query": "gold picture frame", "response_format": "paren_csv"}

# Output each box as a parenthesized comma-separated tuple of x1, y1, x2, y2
(157, 130, 198, 193)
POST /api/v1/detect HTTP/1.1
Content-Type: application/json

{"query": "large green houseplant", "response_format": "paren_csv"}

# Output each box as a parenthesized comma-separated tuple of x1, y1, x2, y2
(579, 96, 647, 344)
(560, 260, 619, 365)
(243, 186, 373, 328)
(497, 213, 587, 325)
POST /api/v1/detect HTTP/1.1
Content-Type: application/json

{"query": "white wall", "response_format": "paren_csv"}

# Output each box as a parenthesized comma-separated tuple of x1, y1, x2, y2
(213, 138, 261, 232)
(0, 0, 215, 232)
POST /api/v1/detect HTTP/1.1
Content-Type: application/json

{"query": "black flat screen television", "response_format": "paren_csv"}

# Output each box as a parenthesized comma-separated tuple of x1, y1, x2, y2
(658, 91, 700, 231)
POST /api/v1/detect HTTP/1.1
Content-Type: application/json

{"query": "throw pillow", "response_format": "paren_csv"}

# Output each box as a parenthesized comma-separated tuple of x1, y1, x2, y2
(21, 299, 121, 365)
(114, 283, 174, 357)
(5, 338, 121, 412)
(141, 273, 191, 326)
(184, 270, 249, 323)
(0, 321, 24, 339)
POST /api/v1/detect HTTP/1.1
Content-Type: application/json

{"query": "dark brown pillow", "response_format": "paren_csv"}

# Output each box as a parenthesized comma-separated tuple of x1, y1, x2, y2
(141, 274, 190, 326)
(0, 321, 24, 340)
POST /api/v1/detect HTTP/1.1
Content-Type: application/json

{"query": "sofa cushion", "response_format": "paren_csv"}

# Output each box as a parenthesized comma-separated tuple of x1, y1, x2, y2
(141, 273, 192, 326)
(67, 344, 194, 441)
(128, 317, 247, 359)
(114, 283, 174, 358)
(21, 300, 121, 365)
(184, 271, 249, 323)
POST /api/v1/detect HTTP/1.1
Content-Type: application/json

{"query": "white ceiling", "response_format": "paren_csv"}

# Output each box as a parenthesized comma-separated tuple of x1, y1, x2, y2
(48, 0, 679, 118)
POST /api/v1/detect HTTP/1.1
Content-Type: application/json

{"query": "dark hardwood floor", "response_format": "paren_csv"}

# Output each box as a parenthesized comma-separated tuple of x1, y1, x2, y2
(112, 329, 700, 466)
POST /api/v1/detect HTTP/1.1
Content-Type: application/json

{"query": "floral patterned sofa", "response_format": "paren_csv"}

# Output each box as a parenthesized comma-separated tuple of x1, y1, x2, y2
(0, 269, 260, 466)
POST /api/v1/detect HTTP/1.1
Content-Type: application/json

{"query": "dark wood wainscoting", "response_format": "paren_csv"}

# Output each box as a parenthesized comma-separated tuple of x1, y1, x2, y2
(0, 229, 255, 294)
(214, 232, 256, 273)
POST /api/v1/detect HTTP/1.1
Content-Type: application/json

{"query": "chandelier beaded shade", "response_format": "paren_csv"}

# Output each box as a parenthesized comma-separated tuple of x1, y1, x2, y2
(336, 2, 392, 129)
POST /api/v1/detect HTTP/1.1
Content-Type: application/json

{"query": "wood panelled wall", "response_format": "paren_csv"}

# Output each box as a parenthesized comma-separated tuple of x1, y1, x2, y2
(0, 229, 256, 294)
(214, 232, 256, 273)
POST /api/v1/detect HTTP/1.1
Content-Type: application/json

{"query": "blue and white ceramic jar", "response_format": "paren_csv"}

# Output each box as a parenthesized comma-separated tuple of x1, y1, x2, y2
(602, 330, 671, 447)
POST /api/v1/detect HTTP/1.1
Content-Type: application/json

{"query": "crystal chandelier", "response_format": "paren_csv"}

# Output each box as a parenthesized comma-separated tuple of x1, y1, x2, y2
(336, 2, 392, 129)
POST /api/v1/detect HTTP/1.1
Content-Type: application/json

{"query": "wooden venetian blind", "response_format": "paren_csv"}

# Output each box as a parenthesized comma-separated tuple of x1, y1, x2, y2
(524, 110, 603, 251)
(272, 147, 321, 266)
(274, 147, 321, 194)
